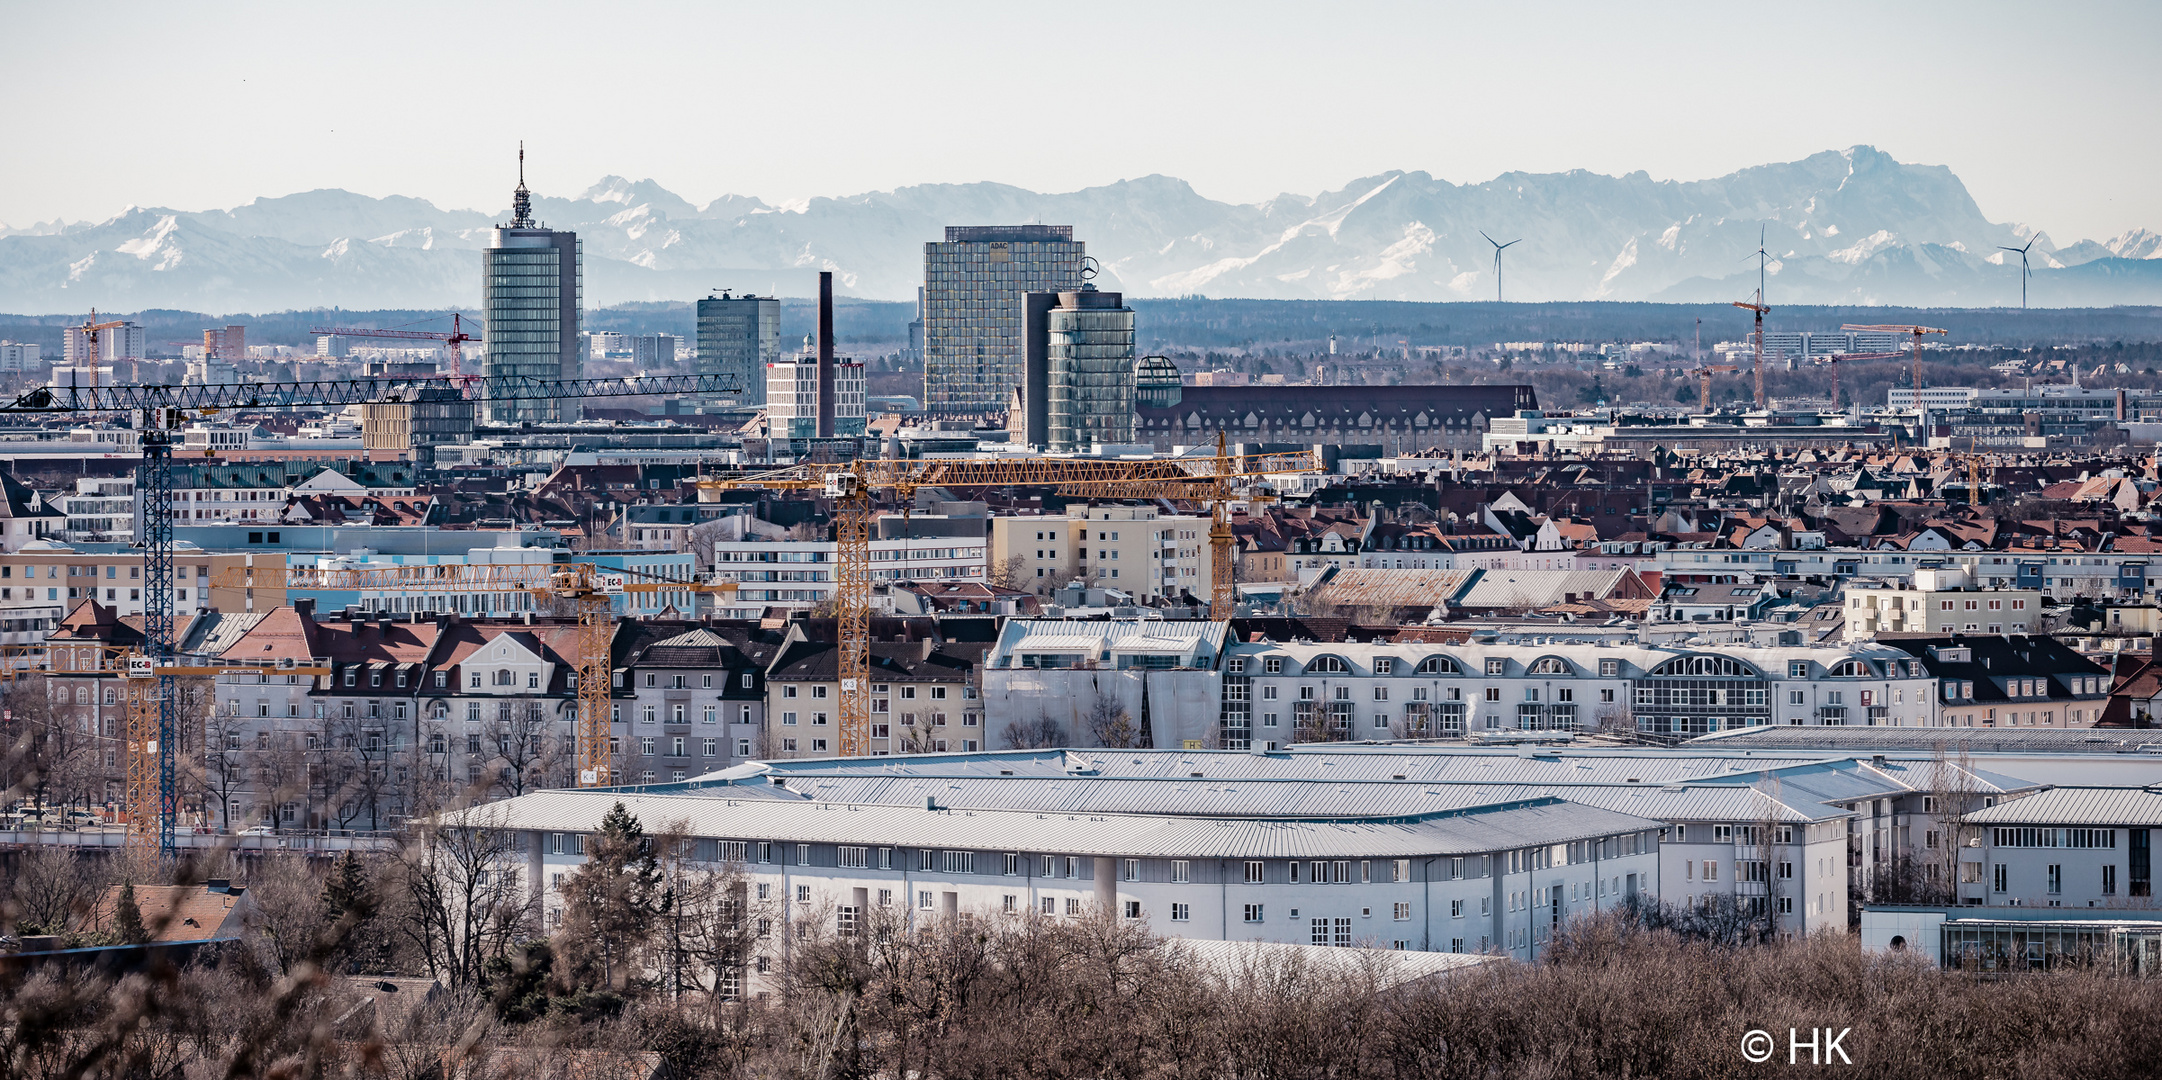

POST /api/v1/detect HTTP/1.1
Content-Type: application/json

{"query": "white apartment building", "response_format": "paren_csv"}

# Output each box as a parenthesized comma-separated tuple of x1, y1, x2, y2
(56, 477, 135, 542)
(1214, 638, 1934, 749)
(1843, 566, 2043, 641)
(708, 515, 987, 618)
(987, 504, 1212, 602)
(490, 786, 1667, 976)
(0, 341, 39, 372)
(1958, 787, 2159, 909)
(1652, 547, 2162, 604)
(765, 357, 866, 439)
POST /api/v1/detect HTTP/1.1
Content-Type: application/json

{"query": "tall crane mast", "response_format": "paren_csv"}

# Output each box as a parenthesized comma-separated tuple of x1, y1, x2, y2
(3, 370, 739, 855)
(1842, 323, 1949, 405)
(1731, 298, 1769, 411)
(313, 316, 478, 377)
(1814, 350, 1903, 409)
(70, 310, 130, 392)
(700, 441, 1318, 758)
(1687, 364, 1739, 413)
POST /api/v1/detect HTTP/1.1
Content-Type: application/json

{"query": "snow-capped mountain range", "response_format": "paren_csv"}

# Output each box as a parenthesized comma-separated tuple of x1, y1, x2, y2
(4, 146, 2158, 312)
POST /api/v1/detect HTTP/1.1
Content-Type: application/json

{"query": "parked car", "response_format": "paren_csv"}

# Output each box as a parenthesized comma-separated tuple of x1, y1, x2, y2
(238, 824, 276, 837)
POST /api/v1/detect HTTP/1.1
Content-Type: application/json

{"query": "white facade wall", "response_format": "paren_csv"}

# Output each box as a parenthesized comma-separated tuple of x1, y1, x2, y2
(522, 822, 1663, 973)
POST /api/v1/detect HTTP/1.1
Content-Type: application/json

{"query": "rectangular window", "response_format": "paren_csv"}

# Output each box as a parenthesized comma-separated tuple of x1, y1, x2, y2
(1393, 902, 1411, 921)
(1171, 860, 1190, 883)
(1244, 860, 1265, 884)
(1170, 902, 1190, 922)
(2048, 864, 2063, 894)
(1243, 903, 1264, 923)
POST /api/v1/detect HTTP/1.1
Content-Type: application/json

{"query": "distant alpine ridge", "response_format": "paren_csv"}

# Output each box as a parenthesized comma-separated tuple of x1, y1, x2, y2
(4, 146, 2158, 312)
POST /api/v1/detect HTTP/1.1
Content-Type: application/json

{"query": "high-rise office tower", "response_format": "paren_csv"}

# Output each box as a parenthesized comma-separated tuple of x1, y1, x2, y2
(922, 225, 1085, 414)
(1012, 287, 1135, 452)
(696, 290, 780, 406)
(482, 146, 582, 423)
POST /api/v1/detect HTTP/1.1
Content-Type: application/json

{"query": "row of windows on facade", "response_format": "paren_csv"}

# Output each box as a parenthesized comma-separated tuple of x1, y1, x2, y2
(541, 837, 1646, 886)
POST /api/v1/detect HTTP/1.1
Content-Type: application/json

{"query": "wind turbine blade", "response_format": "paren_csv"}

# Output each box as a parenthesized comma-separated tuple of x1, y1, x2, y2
(1500, 239, 1521, 250)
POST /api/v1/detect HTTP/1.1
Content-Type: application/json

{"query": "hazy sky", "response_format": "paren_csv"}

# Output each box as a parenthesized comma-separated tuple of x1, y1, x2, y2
(5, 1, 2158, 243)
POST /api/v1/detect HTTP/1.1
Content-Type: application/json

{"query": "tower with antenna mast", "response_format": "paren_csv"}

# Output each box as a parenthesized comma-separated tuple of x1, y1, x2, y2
(481, 142, 583, 423)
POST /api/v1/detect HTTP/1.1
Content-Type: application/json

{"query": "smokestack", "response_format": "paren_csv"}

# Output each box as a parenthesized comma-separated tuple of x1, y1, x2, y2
(817, 271, 836, 438)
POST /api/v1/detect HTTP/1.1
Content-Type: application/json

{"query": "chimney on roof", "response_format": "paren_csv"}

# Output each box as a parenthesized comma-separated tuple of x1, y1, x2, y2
(293, 598, 315, 620)
(816, 270, 836, 439)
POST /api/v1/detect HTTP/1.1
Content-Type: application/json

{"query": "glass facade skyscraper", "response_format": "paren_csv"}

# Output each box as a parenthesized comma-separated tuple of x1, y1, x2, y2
(482, 157, 582, 423)
(696, 291, 780, 406)
(922, 225, 1085, 415)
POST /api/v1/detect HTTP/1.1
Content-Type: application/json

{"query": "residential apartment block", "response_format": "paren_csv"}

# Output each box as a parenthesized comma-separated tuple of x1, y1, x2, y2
(987, 504, 1212, 602)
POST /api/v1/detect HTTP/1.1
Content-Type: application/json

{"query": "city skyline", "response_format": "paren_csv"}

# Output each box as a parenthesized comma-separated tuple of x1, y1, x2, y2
(2, 2, 2158, 245)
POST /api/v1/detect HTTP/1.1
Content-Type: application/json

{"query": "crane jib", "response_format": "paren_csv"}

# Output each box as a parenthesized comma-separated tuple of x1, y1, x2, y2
(0, 373, 744, 413)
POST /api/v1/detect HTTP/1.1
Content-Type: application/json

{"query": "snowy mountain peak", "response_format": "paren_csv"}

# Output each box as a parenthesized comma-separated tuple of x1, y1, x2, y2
(4, 149, 2158, 311)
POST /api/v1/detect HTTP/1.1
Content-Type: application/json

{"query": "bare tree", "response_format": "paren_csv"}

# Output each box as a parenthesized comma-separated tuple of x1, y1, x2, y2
(2, 845, 97, 936)
(1085, 693, 1143, 749)
(999, 711, 1066, 749)
(198, 706, 251, 832)
(988, 553, 1029, 591)
(392, 806, 538, 990)
(490, 700, 565, 799)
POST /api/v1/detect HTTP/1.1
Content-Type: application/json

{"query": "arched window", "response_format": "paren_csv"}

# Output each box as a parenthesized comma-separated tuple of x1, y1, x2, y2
(495, 668, 514, 686)
(1527, 658, 1573, 676)
(1305, 656, 1349, 674)
(1830, 660, 1873, 678)
(1648, 656, 1759, 678)
(1415, 656, 1461, 675)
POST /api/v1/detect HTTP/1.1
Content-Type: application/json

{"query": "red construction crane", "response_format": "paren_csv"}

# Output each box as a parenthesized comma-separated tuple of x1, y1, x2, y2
(1731, 298, 1768, 411)
(1842, 323, 1948, 401)
(312, 314, 477, 377)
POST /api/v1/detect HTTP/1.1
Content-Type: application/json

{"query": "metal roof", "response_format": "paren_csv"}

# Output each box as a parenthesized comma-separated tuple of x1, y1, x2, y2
(453, 790, 1666, 860)
(1963, 787, 2162, 827)
(1695, 727, 2162, 755)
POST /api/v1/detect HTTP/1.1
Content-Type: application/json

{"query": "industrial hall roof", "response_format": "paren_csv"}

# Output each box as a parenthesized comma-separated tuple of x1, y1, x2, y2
(1695, 727, 2162, 755)
(452, 789, 1664, 861)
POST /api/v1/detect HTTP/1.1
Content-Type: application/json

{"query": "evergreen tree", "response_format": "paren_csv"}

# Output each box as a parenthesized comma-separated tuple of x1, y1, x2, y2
(554, 801, 672, 995)
(320, 851, 382, 974)
(112, 882, 150, 945)
(321, 851, 374, 924)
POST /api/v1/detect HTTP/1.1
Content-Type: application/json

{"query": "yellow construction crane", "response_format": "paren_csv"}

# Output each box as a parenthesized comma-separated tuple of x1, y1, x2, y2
(1731, 298, 1769, 410)
(1842, 323, 1949, 400)
(699, 438, 1318, 757)
(1687, 364, 1740, 413)
(69, 309, 129, 393)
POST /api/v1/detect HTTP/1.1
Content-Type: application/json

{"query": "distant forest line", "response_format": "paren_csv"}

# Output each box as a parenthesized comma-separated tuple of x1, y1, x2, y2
(3, 300, 2159, 356)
